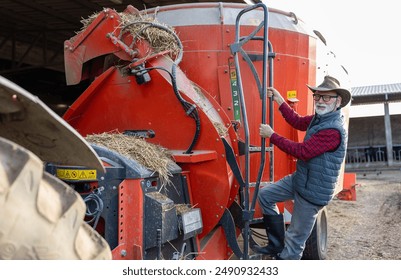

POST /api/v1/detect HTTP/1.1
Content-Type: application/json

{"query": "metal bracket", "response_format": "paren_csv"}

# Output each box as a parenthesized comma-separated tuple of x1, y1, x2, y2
(222, 138, 245, 188)
(219, 209, 243, 259)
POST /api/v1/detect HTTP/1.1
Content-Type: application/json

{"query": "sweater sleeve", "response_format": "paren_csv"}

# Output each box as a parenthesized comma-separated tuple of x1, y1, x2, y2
(270, 128, 341, 161)
(279, 102, 314, 131)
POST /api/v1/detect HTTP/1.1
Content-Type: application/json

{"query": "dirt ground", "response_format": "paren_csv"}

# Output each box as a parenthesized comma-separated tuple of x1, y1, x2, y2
(326, 169, 401, 260)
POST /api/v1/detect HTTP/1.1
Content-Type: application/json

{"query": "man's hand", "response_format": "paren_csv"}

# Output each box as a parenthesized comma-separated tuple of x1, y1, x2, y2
(267, 87, 285, 106)
(259, 124, 274, 138)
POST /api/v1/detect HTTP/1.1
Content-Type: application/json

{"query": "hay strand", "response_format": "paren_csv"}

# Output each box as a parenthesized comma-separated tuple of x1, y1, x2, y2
(86, 132, 174, 187)
(78, 9, 180, 59)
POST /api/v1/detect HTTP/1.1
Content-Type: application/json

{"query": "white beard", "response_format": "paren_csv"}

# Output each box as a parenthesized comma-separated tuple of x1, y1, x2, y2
(315, 102, 337, 115)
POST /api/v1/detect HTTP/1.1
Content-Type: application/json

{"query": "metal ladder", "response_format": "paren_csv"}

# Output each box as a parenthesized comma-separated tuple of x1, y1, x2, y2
(229, 2, 275, 260)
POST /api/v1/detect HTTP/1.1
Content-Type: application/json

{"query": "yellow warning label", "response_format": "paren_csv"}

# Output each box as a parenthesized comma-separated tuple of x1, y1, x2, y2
(230, 70, 237, 79)
(56, 169, 97, 181)
(287, 90, 297, 99)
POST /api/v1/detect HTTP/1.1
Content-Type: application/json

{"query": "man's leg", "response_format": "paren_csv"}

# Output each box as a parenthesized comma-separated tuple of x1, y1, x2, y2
(278, 191, 323, 260)
(255, 175, 295, 255)
(258, 175, 295, 214)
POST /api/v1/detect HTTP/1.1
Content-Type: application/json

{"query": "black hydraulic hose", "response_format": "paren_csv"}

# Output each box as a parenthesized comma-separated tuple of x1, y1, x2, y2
(134, 64, 201, 139)
(132, 65, 201, 154)
(84, 191, 104, 229)
(171, 64, 201, 154)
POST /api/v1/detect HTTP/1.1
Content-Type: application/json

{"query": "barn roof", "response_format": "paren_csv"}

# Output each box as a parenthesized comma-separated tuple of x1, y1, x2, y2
(351, 83, 401, 105)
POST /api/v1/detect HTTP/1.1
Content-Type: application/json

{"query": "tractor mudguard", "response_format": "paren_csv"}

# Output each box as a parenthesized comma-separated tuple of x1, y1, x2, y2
(0, 75, 104, 172)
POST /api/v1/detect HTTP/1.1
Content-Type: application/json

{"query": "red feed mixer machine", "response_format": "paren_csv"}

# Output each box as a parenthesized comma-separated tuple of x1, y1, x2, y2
(51, 2, 354, 260)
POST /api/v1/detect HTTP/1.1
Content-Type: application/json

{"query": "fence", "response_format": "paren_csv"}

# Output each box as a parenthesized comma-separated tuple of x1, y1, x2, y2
(345, 145, 401, 166)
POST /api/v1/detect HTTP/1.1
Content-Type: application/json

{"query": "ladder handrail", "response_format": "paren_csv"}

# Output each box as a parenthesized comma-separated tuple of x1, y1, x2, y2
(230, 2, 271, 260)
(251, 40, 275, 212)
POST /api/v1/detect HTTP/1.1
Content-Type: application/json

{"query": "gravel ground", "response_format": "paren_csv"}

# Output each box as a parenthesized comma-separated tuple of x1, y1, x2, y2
(326, 169, 401, 260)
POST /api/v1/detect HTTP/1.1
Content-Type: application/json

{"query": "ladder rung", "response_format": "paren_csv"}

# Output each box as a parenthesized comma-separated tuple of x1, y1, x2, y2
(249, 181, 273, 187)
(249, 146, 273, 152)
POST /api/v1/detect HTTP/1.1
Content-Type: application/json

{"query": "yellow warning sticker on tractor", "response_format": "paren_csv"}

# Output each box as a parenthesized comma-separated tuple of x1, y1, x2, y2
(56, 169, 97, 181)
(287, 90, 297, 99)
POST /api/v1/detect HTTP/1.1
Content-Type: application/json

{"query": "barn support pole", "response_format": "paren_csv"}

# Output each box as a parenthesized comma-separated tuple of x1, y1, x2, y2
(383, 93, 393, 166)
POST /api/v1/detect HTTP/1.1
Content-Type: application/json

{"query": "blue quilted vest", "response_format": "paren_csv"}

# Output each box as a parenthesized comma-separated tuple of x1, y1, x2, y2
(292, 109, 348, 206)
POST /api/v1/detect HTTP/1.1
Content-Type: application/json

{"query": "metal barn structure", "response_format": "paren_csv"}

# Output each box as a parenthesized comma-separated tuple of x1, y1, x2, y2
(346, 83, 401, 170)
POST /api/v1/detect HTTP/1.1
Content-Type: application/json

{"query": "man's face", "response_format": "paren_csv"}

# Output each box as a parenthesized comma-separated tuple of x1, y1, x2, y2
(313, 90, 342, 115)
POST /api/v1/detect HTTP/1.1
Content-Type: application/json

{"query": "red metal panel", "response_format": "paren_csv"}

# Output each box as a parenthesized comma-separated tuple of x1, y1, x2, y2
(196, 227, 232, 260)
(64, 8, 132, 85)
(64, 56, 236, 239)
(337, 173, 358, 201)
(172, 17, 316, 185)
(112, 179, 144, 260)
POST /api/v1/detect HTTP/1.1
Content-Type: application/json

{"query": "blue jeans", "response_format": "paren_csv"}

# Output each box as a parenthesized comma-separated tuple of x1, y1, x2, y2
(258, 174, 323, 260)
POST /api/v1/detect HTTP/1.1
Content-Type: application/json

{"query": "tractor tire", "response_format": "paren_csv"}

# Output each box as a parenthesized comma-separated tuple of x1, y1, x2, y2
(302, 207, 328, 260)
(0, 137, 112, 260)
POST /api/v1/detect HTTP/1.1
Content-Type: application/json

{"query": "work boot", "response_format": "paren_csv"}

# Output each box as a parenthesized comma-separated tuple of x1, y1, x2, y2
(253, 214, 285, 256)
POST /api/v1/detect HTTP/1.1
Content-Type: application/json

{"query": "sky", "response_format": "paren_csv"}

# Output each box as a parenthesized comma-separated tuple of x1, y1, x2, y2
(265, 0, 401, 87)
(263, 0, 401, 117)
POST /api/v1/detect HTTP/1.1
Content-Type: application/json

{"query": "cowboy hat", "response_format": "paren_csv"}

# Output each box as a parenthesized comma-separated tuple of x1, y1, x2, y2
(307, 75, 351, 108)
